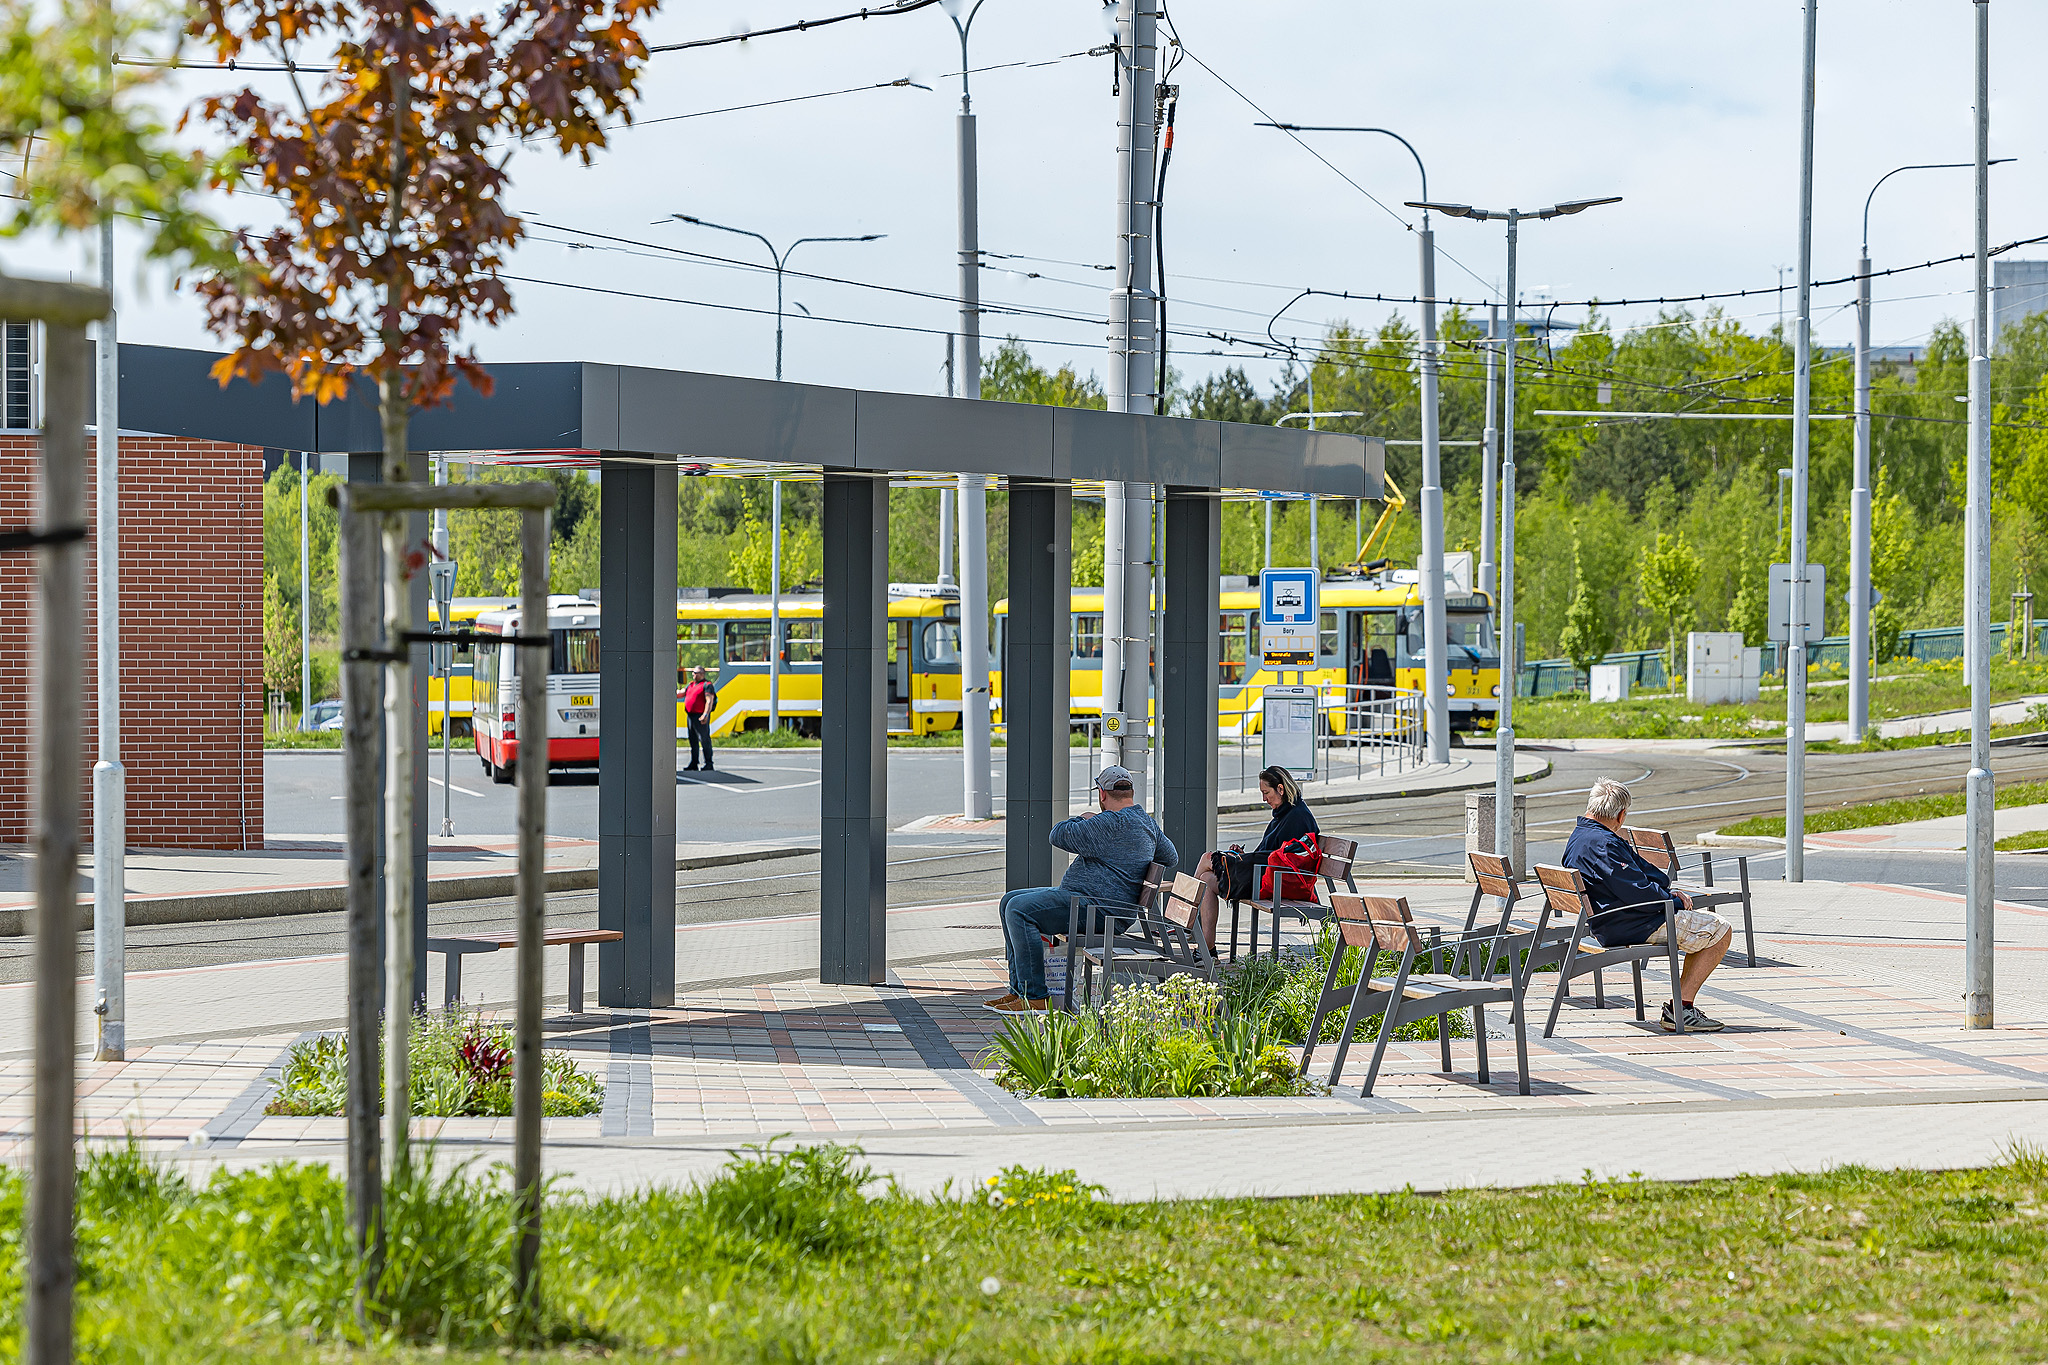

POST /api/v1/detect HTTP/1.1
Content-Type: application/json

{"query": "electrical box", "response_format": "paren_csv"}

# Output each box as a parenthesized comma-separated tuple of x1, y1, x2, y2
(1687, 631, 1760, 704)
(1591, 664, 1631, 703)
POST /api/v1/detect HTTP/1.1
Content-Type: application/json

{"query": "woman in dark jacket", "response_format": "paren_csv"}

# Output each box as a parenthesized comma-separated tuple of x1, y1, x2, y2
(1191, 765, 1318, 949)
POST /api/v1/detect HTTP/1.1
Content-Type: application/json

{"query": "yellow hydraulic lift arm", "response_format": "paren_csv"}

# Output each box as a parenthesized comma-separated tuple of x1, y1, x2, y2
(1333, 474, 1406, 574)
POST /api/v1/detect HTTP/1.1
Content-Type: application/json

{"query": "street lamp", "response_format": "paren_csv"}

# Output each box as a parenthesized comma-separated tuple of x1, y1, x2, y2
(1261, 123, 1453, 762)
(660, 214, 885, 732)
(1848, 158, 2013, 742)
(1409, 194, 1621, 866)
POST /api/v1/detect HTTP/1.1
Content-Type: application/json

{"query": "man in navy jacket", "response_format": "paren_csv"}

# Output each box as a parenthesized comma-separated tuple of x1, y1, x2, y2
(1562, 778, 1733, 1032)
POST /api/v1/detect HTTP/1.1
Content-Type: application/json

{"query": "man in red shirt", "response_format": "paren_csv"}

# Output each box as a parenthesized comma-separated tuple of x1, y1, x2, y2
(682, 666, 717, 772)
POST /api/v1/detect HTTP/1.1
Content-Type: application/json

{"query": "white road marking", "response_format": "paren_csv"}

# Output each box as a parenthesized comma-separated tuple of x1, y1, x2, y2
(430, 776, 489, 798)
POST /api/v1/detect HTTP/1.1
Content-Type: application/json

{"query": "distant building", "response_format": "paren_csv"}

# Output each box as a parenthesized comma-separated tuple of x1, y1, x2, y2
(1994, 259, 2048, 348)
(1820, 345, 1926, 385)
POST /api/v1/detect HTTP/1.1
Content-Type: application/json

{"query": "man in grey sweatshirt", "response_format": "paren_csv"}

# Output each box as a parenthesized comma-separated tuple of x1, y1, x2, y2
(986, 764, 1178, 1015)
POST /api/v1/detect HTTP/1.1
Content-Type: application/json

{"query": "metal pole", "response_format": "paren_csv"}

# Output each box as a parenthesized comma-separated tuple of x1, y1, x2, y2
(436, 457, 452, 837)
(769, 479, 781, 730)
(94, 214, 125, 1062)
(1263, 502, 1273, 569)
(1480, 304, 1499, 601)
(301, 453, 312, 729)
(1103, 0, 1158, 797)
(773, 256, 785, 384)
(1850, 256, 1872, 744)
(1785, 0, 1817, 884)
(952, 10, 992, 819)
(27, 310, 93, 1365)
(382, 509, 414, 1168)
(340, 489, 383, 1299)
(937, 486, 954, 587)
(1418, 223, 1449, 764)
(1495, 214, 1519, 865)
(1966, 0, 1995, 1029)
(512, 503, 549, 1310)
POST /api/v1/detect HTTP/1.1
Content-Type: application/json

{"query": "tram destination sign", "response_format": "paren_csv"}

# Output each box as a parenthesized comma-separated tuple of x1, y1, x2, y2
(1259, 568, 1320, 667)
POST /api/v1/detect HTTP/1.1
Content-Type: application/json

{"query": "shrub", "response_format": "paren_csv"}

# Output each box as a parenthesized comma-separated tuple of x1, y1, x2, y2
(1221, 922, 1473, 1046)
(266, 1010, 603, 1117)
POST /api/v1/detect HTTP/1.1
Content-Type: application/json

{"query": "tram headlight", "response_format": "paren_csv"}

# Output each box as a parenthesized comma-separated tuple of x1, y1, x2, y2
(1490, 684, 1501, 697)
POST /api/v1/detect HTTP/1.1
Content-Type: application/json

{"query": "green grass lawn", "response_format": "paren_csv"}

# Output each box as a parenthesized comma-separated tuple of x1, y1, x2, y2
(1719, 778, 2048, 838)
(1517, 656, 2048, 741)
(12, 1142, 2048, 1362)
(265, 729, 475, 752)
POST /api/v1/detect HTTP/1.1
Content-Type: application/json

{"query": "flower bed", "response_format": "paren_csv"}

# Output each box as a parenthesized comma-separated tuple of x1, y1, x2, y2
(266, 1010, 604, 1117)
(1221, 923, 1472, 1046)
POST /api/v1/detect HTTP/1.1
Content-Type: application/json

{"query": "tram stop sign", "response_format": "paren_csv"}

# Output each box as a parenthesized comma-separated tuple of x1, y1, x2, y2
(1259, 568, 1320, 667)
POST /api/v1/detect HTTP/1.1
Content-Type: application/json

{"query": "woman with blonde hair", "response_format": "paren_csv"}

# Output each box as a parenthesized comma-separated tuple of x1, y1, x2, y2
(1190, 765, 1317, 951)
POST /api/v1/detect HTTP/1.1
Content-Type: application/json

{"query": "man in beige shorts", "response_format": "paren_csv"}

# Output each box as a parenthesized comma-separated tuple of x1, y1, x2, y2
(1562, 778, 1735, 1032)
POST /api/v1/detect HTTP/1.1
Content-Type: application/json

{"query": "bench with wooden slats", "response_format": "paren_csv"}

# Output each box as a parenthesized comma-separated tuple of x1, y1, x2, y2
(1060, 873, 1219, 1012)
(426, 927, 623, 1015)
(1300, 893, 1532, 1098)
(1620, 825, 1758, 966)
(1529, 863, 1688, 1036)
(1230, 834, 1361, 961)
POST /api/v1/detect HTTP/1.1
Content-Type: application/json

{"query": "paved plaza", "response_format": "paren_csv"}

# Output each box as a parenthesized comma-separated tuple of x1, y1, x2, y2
(5, 873, 2047, 1199)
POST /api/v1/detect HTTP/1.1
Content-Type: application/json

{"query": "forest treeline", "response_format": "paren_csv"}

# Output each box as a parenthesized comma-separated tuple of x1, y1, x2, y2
(261, 303, 2048, 703)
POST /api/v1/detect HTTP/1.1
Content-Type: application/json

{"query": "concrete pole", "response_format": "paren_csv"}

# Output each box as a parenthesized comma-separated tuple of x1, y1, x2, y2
(1966, 0, 1995, 1028)
(435, 457, 452, 837)
(769, 479, 781, 730)
(94, 214, 126, 1061)
(1418, 225, 1449, 763)
(1495, 213, 1520, 865)
(511, 504, 549, 1309)
(382, 509, 414, 1167)
(1480, 305, 1498, 601)
(300, 456, 312, 730)
(1102, 0, 1158, 797)
(28, 312, 92, 1365)
(1850, 254, 1872, 743)
(1785, 0, 1817, 884)
(953, 11, 993, 820)
(938, 487, 955, 586)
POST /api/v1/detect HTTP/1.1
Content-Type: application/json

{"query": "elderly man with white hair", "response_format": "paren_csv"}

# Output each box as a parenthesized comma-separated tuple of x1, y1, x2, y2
(1562, 777, 1734, 1032)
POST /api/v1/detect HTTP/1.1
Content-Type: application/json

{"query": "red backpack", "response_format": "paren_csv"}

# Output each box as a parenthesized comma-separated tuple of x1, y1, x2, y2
(1260, 832, 1322, 901)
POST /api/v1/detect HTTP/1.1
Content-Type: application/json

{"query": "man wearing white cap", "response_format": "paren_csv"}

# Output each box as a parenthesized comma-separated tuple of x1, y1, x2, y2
(986, 764, 1178, 1015)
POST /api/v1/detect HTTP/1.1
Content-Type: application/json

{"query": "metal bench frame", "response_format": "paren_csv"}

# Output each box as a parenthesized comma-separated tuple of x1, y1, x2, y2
(1621, 824, 1759, 967)
(1228, 834, 1361, 961)
(1531, 863, 1689, 1037)
(427, 928, 623, 1015)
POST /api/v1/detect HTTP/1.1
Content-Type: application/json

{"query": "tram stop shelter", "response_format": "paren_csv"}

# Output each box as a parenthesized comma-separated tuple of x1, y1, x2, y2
(118, 345, 1384, 1007)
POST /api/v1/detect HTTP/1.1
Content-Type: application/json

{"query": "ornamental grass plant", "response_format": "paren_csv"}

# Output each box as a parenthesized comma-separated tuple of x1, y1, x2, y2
(265, 1010, 603, 1118)
(1221, 922, 1472, 1046)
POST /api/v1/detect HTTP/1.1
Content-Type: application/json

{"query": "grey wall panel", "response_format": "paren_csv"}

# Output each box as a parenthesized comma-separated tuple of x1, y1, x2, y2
(1004, 479, 1072, 892)
(820, 472, 889, 985)
(1161, 490, 1221, 871)
(405, 364, 586, 452)
(579, 364, 621, 451)
(117, 344, 317, 449)
(1219, 424, 1384, 498)
(854, 390, 1054, 478)
(615, 367, 856, 465)
(1053, 408, 1221, 486)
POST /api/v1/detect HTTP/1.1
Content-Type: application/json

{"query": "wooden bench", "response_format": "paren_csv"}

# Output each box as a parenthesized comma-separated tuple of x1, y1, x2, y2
(1229, 834, 1361, 961)
(1621, 825, 1758, 967)
(426, 927, 623, 1014)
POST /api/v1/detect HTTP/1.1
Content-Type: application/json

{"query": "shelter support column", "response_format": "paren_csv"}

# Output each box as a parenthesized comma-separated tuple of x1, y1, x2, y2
(820, 471, 889, 984)
(598, 460, 678, 1008)
(1004, 478, 1072, 890)
(1161, 488, 1220, 867)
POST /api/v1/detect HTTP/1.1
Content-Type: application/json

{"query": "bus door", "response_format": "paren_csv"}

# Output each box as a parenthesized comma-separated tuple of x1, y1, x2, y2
(886, 619, 912, 732)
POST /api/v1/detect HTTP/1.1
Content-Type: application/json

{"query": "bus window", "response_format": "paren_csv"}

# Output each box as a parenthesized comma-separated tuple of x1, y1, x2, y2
(677, 621, 719, 671)
(1320, 610, 1339, 659)
(726, 620, 769, 663)
(923, 620, 961, 665)
(1072, 613, 1103, 659)
(551, 628, 600, 675)
(1218, 611, 1248, 684)
(474, 639, 497, 711)
(784, 619, 822, 664)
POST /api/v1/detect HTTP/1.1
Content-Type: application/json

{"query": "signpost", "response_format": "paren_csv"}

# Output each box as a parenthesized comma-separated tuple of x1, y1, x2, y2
(1768, 563, 1827, 645)
(1260, 568, 1321, 778)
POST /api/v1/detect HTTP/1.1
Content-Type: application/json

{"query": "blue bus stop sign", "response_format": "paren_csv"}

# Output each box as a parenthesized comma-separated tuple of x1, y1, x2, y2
(1259, 568, 1320, 666)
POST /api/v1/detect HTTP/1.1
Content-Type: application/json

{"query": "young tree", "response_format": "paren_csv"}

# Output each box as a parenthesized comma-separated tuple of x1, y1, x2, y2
(1867, 466, 1918, 662)
(1638, 530, 1701, 682)
(1557, 529, 1612, 690)
(262, 570, 303, 715)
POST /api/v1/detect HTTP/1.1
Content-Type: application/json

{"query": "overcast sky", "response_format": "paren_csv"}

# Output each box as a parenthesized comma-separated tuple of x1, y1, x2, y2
(15, 0, 2048, 402)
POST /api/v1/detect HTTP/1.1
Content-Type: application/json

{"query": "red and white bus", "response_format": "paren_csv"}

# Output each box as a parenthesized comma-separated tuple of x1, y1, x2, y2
(471, 597, 601, 784)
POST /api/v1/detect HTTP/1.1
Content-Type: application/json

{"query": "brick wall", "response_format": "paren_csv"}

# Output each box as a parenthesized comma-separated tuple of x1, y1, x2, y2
(0, 433, 264, 849)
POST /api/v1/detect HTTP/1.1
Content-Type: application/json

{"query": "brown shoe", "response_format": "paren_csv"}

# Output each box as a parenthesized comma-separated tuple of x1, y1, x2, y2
(982, 993, 1023, 1015)
(986, 995, 1049, 1016)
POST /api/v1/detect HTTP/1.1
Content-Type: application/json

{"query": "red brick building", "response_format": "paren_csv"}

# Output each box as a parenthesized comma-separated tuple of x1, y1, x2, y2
(0, 432, 264, 849)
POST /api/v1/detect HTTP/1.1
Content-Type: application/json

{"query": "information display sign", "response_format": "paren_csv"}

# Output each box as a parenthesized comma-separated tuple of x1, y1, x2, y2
(1259, 568, 1321, 667)
(1261, 684, 1318, 780)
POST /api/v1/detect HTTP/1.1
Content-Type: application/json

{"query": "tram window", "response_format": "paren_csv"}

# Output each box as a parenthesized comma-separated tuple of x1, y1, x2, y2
(1072, 613, 1104, 659)
(1447, 613, 1497, 654)
(784, 619, 822, 664)
(1218, 611, 1248, 684)
(1320, 611, 1339, 659)
(677, 621, 720, 671)
(923, 620, 961, 664)
(1366, 611, 1397, 665)
(726, 620, 770, 663)
(551, 628, 600, 675)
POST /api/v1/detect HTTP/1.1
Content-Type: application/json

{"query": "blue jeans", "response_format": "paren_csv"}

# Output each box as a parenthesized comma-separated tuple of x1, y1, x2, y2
(999, 886, 1073, 1001)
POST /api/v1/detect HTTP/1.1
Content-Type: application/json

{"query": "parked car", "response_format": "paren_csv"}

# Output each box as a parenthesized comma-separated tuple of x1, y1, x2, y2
(306, 700, 344, 732)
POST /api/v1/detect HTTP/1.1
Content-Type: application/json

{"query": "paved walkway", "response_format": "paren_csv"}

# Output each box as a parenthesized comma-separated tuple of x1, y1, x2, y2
(5, 874, 2047, 1197)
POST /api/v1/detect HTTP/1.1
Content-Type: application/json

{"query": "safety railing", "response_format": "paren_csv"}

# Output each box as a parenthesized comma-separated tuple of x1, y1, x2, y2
(1223, 684, 1427, 793)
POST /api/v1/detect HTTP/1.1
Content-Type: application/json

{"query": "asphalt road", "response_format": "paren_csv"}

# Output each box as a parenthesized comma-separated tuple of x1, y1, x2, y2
(13, 741, 2048, 986)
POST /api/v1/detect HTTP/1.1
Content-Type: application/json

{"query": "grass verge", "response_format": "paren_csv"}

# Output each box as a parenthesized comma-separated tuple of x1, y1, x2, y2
(1719, 778, 2048, 838)
(266, 729, 475, 752)
(1997, 828, 2048, 853)
(8, 1141, 2048, 1361)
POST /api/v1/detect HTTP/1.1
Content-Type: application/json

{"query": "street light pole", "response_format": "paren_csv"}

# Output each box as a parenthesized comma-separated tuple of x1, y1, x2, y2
(942, 0, 993, 818)
(1966, 0, 1995, 1028)
(1481, 304, 1498, 602)
(663, 214, 884, 732)
(1787, 0, 1817, 884)
(93, 180, 125, 1062)
(1410, 193, 1621, 867)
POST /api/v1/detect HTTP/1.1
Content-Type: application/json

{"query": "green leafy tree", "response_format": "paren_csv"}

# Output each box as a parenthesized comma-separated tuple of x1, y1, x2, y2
(1868, 466, 1918, 661)
(729, 500, 822, 593)
(1638, 531, 1702, 679)
(1727, 537, 1768, 647)
(981, 338, 1107, 409)
(1556, 530, 1612, 688)
(262, 570, 302, 706)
